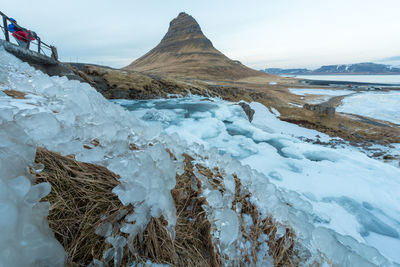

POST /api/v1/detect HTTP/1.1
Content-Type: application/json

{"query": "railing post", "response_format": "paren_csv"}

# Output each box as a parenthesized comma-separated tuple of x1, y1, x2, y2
(26, 31, 31, 49)
(51, 46, 58, 61)
(2, 16, 9, 42)
(37, 37, 41, 53)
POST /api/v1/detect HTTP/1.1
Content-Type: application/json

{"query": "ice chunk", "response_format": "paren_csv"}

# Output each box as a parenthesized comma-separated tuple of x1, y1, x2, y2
(95, 222, 113, 237)
(15, 112, 61, 143)
(31, 162, 45, 173)
(88, 259, 104, 267)
(7, 176, 31, 198)
(312, 227, 378, 266)
(0, 200, 18, 231)
(24, 182, 51, 204)
(214, 208, 240, 258)
(0, 121, 36, 165)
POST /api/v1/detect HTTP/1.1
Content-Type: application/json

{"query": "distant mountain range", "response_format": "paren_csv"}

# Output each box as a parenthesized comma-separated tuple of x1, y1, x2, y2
(262, 62, 400, 75)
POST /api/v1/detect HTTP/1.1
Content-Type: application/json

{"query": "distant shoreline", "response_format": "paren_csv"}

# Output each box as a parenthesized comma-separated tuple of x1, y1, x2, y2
(292, 73, 400, 75)
(300, 79, 400, 87)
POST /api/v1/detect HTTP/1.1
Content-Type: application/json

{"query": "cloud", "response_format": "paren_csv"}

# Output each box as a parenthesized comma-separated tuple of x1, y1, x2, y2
(2, 0, 400, 68)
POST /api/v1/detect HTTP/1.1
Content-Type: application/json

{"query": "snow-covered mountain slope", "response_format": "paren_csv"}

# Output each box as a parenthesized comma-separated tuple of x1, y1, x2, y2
(0, 47, 399, 266)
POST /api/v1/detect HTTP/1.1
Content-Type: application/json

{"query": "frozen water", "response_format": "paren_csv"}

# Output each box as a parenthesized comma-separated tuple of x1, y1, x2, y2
(0, 121, 65, 267)
(337, 90, 400, 124)
(95, 222, 113, 237)
(119, 96, 400, 264)
(1, 47, 399, 266)
(289, 88, 355, 104)
(289, 88, 354, 96)
(295, 74, 400, 84)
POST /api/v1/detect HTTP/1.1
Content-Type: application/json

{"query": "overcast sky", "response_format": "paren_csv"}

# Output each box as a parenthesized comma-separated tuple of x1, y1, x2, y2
(2, 0, 400, 69)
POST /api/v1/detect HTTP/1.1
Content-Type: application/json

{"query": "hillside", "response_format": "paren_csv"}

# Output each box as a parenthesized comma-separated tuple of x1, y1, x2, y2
(124, 12, 268, 80)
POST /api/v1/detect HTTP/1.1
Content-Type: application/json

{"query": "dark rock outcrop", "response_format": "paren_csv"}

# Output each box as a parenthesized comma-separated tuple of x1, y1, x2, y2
(303, 103, 335, 116)
(238, 102, 255, 122)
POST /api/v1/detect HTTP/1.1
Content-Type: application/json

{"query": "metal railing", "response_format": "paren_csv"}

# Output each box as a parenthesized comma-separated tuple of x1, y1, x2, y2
(0, 10, 58, 61)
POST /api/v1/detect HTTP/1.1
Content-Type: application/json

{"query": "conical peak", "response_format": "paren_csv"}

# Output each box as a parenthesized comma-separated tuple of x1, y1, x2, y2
(177, 12, 190, 18)
(161, 12, 205, 43)
(125, 12, 265, 80)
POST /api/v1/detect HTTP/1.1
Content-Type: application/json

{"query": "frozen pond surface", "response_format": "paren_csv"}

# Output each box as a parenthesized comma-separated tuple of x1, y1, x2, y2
(289, 88, 400, 125)
(294, 75, 400, 84)
(289, 88, 355, 104)
(115, 97, 400, 263)
(337, 91, 400, 125)
(289, 88, 354, 96)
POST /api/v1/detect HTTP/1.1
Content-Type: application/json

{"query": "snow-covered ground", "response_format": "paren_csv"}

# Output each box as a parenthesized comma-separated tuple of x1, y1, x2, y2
(288, 88, 354, 97)
(289, 88, 355, 104)
(289, 87, 400, 126)
(117, 97, 400, 264)
(1, 47, 399, 266)
(337, 91, 400, 125)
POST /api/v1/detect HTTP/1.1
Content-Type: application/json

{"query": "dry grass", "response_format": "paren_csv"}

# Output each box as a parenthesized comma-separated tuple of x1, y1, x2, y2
(195, 162, 302, 266)
(34, 147, 126, 265)
(35, 147, 304, 266)
(3, 89, 26, 99)
(34, 148, 220, 266)
(83, 65, 210, 99)
(130, 153, 220, 266)
(232, 174, 301, 267)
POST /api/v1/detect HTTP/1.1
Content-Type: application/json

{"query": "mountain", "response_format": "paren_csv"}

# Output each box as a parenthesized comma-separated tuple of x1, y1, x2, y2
(313, 63, 400, 74)
(262, 68, 312, 75)
(262, 62, 400, 75)
(377, 56, 400, 67)
(124, 12, 266, 80)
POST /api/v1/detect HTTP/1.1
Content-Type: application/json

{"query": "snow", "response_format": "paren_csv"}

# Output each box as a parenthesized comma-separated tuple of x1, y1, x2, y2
(289, 88, 354, 96)
(0, 123, 65, 266)
(1, 47, 399, 266)
(337, 91, 400, 124)
(119, 97, 400, 264)
(288, 88, 355, 104)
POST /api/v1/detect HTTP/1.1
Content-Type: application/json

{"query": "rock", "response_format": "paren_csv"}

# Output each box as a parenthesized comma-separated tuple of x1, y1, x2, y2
(238, 102, 255, 122)
(303, 103, 335, 116)
(383, 155, 395, 160)
(339, 123, 349, 131)
(372, 152, 384, 157)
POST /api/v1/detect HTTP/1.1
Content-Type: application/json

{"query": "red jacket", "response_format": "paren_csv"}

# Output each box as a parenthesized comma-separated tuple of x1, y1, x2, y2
(12, 31, 35, 42)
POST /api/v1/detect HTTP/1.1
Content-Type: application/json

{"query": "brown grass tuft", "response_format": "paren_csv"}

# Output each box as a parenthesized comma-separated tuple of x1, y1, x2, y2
(130, 153, 220, 266)
(232, 173, 301, 266)
(35, 148, 220, 266)
(3, 89, 26, 99)
(35, 147, 304, 266)
(35, 147, 127, 265)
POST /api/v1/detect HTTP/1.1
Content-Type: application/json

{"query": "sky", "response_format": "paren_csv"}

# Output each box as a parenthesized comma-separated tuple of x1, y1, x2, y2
(1, 0, 400, 69)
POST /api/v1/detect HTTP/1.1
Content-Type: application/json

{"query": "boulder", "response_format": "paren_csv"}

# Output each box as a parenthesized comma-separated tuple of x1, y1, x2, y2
(303, 103, 335, 116)
(238, 102, 255, 122)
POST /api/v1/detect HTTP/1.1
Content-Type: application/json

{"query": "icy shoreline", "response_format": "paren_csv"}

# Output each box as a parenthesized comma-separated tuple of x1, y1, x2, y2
(1, 48, 399, 266)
